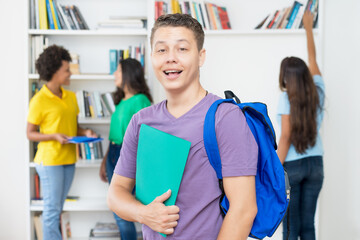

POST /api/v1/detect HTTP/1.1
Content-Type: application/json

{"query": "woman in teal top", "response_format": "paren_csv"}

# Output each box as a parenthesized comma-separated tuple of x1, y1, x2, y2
(277, 12, 325, 240)
(100, 58, 152, 240)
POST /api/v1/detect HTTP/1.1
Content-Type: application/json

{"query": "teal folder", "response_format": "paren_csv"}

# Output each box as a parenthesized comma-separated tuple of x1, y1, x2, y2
(135, 124, 191, 237)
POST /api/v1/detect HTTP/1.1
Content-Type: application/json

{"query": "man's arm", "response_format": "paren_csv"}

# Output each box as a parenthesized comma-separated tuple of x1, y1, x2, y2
(107, 174, 180, 235)
(217, 175, 257, 240)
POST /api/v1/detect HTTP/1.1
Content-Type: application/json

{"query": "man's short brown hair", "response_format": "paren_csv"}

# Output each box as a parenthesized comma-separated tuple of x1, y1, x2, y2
(150, 14, 205, 51)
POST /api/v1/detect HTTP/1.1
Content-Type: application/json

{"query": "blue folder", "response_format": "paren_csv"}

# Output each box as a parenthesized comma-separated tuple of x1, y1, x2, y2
(68, 136, 103, 144)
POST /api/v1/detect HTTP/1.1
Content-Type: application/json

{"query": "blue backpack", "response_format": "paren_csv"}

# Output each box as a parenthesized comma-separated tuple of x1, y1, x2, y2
(203, 91, 290, 239)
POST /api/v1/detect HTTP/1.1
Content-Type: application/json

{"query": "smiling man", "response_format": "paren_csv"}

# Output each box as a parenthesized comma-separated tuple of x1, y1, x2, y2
(107, 14, 258, 240)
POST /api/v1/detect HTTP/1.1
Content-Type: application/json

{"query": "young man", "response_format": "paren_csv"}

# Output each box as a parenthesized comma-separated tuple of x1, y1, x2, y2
(107, 14, 258, 239)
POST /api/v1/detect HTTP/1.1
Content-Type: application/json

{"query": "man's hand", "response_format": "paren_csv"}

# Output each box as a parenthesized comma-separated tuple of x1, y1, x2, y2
(141, 190, 180, 235)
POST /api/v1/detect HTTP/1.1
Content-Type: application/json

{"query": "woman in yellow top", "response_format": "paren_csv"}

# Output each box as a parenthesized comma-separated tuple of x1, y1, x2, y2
(27, 45, 96, 240)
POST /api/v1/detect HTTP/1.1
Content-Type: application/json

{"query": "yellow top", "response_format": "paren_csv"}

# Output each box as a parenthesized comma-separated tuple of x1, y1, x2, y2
(27, 85, 79, 166)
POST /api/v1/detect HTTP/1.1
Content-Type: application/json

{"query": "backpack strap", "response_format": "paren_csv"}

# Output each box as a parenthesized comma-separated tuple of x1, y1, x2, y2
(203, 98, 236, 180)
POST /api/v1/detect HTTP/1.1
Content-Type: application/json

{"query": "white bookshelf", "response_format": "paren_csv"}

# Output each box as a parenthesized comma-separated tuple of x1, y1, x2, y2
(25, 0, 323, 239)
(26, 0, 150, 239)
(30, 197, 108, 212)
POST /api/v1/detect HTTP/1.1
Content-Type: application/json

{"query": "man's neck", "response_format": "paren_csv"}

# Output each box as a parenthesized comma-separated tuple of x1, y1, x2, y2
(166, 85, 207, 119)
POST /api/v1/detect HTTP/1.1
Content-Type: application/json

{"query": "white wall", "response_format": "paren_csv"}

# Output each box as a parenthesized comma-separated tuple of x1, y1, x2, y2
(1, 0, 359, 239)
(319, 0, 360, 239)
(0, 1, 28, 239)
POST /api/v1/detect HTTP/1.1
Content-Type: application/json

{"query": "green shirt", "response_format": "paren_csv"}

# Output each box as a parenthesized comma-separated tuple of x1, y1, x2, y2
(109, 93, 151, 145)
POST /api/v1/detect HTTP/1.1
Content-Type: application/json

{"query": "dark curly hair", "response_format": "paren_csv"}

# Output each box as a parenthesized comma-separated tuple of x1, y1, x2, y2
(35, 45, 71, 81)
(150, 13, 204, 51)
(113, 58, 153, 105)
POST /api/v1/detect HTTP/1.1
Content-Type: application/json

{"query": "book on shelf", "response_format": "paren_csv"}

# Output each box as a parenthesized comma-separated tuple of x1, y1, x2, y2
(31, 35, 49, 74)
(60, 212, 71, 240)
(76, 90, 115, 119)
(154, 1, 231, 30)
(33, 214, 43, 240)
(76, 142, 104, 161)
(255, 0, 319, 30)
(31, 196, 80, 205)
(109, 44, 145, 74)
(90, 222, 120, 238)
(34, 173, 41, 199)
(30, 0, 88, 30)
(97, 17, 147, 30)
(70, 53, 80, 74)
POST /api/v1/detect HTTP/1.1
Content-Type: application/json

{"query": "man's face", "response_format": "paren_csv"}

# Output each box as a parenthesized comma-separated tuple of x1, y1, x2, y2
(151, 26, 205, 94)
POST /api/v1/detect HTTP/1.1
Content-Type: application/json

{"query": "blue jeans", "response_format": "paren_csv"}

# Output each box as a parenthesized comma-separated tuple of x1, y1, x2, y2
(106, 142, 137, 240)
(282, 156, 324, 240)
(35, 163, 75, 240)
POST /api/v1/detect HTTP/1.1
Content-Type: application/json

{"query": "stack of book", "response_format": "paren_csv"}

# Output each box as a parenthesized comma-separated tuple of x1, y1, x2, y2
(109, 44, 145, 74)
(76, 142, 104, 161)
(89, 222, 120, 240)
(76, 91, 115, 119)
(155, 1, 231, 30)
(30, 0, 89, 30)
(97, 16, 147, 30)
(255, 0, 319, 30)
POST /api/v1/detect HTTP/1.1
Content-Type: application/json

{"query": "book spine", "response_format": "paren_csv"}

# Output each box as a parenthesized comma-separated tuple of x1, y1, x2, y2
(35, 0, 40, 29)
(286, 2, 301, 29)
(63, 5, 76, 30)
(218, 6, 231, 29)
(109, 49, 118, 75)
(212, 4, 222, 30)
(206, 3, 217, 30)
(39, 0, 48, 29)
(35, 173, 40, 199)
(54, 0, 67, 29)
(49, 0, 61, 29)
(84, 143, 91, 160)
(83, 91, 91, 117)
(80, 143, 86, 160)
(93, 91, 104, 117)
(69, 5, 80, 29)
(45, 0, 55, 29)
(74, 5, 89, 29)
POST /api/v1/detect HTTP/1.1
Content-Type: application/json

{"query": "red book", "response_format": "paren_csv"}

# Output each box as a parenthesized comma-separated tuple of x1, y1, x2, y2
(267, 10, 279, 29)
(35, 173, 40, 199)
(217, 6, 231, 29)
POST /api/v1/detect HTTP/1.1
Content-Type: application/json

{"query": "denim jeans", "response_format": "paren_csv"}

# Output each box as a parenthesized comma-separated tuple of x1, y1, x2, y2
(106, 142, 137, 240)
(35, 163, 75, 240)
(282, 156, 324, 240)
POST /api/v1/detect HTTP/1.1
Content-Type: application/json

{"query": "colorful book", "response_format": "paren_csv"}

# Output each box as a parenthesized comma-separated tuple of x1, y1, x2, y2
(38, 0, 48, 29)
(45, 0, 55, 29)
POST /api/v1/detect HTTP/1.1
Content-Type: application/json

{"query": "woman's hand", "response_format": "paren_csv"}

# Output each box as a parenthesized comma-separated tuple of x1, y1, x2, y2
(84, 129, 97, 138)
(100, 157, 108, 183)
(52, 133, 69, 144)
(302, 10, 314, 31)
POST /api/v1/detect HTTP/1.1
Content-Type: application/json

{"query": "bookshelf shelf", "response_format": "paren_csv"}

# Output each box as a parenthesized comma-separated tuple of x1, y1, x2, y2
(29, 159, 102, 168)
(28, 29, 148, 36)
(205, 29, 319, 36)
(78, 117, 111, 124)
(29, 74, 114, 80)
(30, 197, 108, 212)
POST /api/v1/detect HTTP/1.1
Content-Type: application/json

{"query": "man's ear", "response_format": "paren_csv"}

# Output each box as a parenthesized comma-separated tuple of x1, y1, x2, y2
(199, 48, 206, 67)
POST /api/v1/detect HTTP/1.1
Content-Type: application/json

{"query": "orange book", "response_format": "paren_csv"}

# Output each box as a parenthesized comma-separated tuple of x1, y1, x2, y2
(206, 3, 217, 30)
(35, 173, 40, 199)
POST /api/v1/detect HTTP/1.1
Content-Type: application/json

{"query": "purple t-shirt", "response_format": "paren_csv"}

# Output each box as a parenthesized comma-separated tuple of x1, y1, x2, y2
(114, 93, 258, 240)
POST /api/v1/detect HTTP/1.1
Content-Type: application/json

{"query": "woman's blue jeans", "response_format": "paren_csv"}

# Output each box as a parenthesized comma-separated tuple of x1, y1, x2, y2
(106, 142, 137, 240)
(282, 156, 324, 240)
(35, 163, 75, 240)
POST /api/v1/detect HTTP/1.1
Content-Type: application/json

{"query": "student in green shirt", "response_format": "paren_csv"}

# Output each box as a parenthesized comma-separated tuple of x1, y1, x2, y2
(99, 58, 152, 240)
